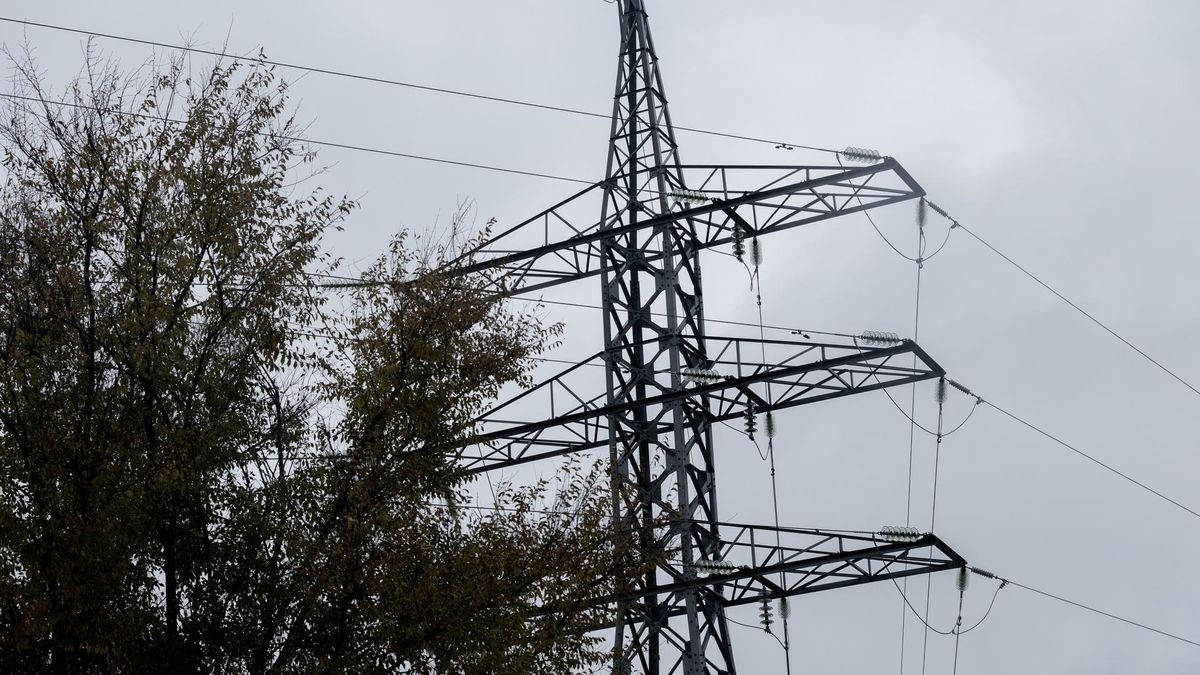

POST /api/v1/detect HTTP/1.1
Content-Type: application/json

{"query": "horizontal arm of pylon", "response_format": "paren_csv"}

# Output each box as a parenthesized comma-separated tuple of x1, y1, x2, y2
(545, 522, 965, 629)
(449, 159, 923, 296)
(458, 336, 942, 473)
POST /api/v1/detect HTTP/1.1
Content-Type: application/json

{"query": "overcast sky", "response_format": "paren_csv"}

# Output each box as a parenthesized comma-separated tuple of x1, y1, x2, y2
(5, 1, 1200, 672)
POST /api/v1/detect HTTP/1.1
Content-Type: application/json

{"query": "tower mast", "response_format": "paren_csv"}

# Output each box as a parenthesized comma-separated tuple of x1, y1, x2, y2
(598, 2, 729, 672)
(447, 2, 967, 672)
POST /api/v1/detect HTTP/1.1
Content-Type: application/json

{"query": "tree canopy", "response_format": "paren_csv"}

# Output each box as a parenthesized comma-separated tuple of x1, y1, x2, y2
(0, 52, 633, 674)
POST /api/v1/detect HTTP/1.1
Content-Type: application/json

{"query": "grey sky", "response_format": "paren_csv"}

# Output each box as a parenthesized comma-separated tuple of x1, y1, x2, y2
(5, 1, 1200, 672)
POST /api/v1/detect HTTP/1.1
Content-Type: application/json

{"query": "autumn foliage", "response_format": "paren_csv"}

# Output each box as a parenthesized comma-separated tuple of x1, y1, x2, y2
(0, 52, 632, 673)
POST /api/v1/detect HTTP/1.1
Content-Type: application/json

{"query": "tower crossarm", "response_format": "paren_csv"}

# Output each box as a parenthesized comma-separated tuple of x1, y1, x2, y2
(545, 522, 965, 628)
(458, 337, 942, 474)
(450, 160, 922, 296)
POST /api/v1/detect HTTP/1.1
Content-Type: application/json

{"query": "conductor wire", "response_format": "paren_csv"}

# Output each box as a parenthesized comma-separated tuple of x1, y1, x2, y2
(920, 381, 946, 675)
(899, 199, 926, 675)
(751, 248, 793, 675)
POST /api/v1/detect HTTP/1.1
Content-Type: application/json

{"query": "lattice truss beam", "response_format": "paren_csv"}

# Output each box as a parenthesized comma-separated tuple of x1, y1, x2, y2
(460, 337, 943, 475)
(450, 160, 924, 297)
(628, 525, 964, 620)
(596, 525, 963, 673)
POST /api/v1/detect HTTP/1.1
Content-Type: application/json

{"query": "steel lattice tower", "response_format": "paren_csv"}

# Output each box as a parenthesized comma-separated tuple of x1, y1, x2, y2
(597, 2, 729, 670)
(449, 1, 966, 672)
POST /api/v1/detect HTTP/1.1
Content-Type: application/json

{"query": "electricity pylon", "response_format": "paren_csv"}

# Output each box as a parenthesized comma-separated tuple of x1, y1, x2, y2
(449, 1, 965, 672)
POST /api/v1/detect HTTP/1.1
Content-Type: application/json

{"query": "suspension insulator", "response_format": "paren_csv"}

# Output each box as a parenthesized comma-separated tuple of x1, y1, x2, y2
(765, 411, 776, 439)
(936, 377, 948, 404)
(759, 598, 774, 632)
(732, 224, 746, 261)
(744, 404, 758, 440)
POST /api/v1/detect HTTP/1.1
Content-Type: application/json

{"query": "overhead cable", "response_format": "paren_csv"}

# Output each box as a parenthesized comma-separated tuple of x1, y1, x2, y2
(0, 91, 596, 185)
(899, 564, 1200, 654)
(981, 397, 1200, 522)
(899, 194, 927, 675)
(20, 12, 1192, 406)
(920, 379, 949, 675)
(299, 273, 862, 340)
(880, 374, 1199, 526)
(926, 202, 1200, 402)
(0, 15, 841, 154)
(969, 568, 1200, 650)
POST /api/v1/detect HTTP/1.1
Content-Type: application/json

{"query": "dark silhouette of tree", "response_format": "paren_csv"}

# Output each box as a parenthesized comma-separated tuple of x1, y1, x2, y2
(0, 50, 638, 674)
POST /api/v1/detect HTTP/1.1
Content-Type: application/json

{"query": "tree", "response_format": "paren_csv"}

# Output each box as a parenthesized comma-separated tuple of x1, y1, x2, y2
(0, 50, 636, 673)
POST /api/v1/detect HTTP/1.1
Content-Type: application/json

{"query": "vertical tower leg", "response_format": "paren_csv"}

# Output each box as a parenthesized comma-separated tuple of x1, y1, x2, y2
(599, 1, 733, 672)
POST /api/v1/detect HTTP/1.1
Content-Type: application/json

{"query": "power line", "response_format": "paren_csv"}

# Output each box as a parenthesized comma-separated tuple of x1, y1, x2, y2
(270, 322, 608, 370)
(281, 279, 862, 349)
(981, 397, 1200, 522)
(899, 565, 1200, 653)
(30, 241, 1200, 533)
(977, 570, 1200, 650)
(899, 200, 926, 675)
(348, 275, 1200, 536)
(14, 13, 1195, 416)
(426, 502, 586, 517)
(956, 582, 1005, 636)
(926, 377, 1200, 524)
(916, 202, 1200, 523)
(953, 221, 1200, 401)
(20, 52, 1200, 642)
(875, 381, 980, 438)
(0, 91, 596, 185)
(298, 270, 862, 340)
(311, 237, 1200, 659)
(0, 15, 841, 155)
(724, 614, 789, 651)
(920, 382, 947, 675)
(504, 295, 860, 340)
(16, 10, 1200, 668)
